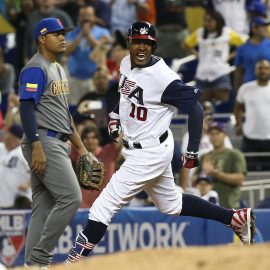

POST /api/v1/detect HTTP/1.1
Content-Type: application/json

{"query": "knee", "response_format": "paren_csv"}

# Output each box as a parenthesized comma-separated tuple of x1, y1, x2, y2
(62, 189, 82, 210)
(71, 191, 82, 209)
(157, 200, 182, 216)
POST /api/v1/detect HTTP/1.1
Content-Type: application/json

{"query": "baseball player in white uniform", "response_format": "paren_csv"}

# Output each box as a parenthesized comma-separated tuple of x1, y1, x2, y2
(67, 22, 256, 262)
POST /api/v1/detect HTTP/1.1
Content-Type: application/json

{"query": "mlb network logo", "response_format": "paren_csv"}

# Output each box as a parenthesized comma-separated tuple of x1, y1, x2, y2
(0, 214, 26, 267)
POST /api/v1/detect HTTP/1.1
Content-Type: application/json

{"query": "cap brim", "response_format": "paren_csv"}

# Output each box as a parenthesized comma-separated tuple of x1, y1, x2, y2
(47, 27, 74, 35)
(208, 127, 225, 133)
(129, 35, 156, 41)
(252, 20, 270, 27)
(63, 27, 74, 33)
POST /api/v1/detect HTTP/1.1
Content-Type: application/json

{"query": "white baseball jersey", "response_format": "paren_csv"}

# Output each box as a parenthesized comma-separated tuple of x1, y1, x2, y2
(0, 143, 8, 176)
(185, 26, 244, 81)
(118, 55, 200, 142)
(0, 144, 31, 208)
(212, 0, 248, 35)
(201, 190, 219, 205)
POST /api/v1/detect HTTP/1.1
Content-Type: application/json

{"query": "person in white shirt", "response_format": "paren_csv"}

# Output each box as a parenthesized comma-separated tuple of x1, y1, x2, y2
(235, 59, 270, 170)
(184, 10, 244, 103)
(207, 0, 248, 36)
(0, 125, 31, 209)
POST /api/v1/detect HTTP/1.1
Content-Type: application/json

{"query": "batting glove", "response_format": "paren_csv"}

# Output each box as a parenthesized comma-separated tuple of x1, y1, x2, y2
(108, 118, 122, 142)
(182, 151, 199, 169)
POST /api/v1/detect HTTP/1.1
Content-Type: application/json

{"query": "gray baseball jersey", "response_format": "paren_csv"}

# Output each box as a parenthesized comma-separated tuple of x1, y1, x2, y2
(20, 52, 71, 135)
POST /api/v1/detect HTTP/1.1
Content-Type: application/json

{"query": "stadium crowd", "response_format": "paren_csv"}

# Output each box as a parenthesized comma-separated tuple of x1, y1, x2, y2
(0, 0, 270, 210)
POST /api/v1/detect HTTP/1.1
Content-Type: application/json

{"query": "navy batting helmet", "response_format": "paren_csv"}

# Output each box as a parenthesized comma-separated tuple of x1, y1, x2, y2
(128, 21, 157, 51)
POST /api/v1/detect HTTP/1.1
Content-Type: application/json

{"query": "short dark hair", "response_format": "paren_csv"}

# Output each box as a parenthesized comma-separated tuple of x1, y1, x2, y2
(81, 126, 101, 142)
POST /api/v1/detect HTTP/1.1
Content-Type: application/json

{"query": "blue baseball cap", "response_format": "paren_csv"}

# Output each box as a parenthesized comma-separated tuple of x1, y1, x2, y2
(207, 122, 225, 133)
(246, 2, 267, 16)
(34, 18, 73, 40)
(196, 173, 213, 184)
(251, 17, 270, 27)
(9, 124, 23, 139)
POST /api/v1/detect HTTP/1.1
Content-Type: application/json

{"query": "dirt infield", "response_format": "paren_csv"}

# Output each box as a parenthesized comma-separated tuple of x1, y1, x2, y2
(13, 244, 270, 270)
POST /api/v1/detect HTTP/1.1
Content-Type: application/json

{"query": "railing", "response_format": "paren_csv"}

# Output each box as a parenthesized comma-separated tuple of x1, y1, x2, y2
(241, 178, 270, 208)
(171, 54, 196, 73)
(171, 55, 236, 86)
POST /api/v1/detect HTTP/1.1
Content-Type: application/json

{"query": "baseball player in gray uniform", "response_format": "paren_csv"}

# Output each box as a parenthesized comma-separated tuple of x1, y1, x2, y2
(66, 22, 256, 263)
(19, 18, 89, 268)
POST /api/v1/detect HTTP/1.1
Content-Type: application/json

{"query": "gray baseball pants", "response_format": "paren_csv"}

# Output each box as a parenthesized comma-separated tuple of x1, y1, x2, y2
(21, 136, 82, 266)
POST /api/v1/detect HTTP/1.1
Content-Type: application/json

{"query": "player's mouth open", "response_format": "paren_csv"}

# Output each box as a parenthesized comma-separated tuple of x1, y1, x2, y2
(136, 53, 146, 61)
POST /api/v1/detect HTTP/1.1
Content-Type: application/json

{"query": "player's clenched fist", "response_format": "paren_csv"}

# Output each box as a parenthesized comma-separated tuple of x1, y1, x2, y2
(108, 118, 122, 141)
(182, 151, 199, 169)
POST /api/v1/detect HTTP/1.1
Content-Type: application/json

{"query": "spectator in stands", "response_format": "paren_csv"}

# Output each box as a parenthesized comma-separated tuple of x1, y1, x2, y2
(79, 126, 122, 207)
(136, 0, 156, 25)
(0, 125, 31, 209)
(56, 0, 112, 28)
(108, 37, 129, 81)
(0, 47, 15, 128)
(184, 10, 244, 103)
(73, 114, 97, 137)
(180, 101, 233, 190)
(0, 47, 15, 94)
(25, 0, 74, 59)
(6, 0, 35, 78)
(77, 66, 119, 143)
(78, 66, 119, 115)
(87, 0, 111, 28)
(205, 0, 248, 36)
(155, 0, 188, 63)
(246, 1, 270, 38)
(235, 59, 270, 170)
(89, 35, 112, 70)
(91, 30, 128, 81)
(110, 0, 148, 34)
(234, 17, 270, 91)
(69, 114, 97, 168)
(5, 93, 21, 128)
(194, 122, 246, 209)
(53, 0, 85, 25)
(194, 173, 219, 205)
(65, 5, 111, 105)
(246, 1, 268, 21)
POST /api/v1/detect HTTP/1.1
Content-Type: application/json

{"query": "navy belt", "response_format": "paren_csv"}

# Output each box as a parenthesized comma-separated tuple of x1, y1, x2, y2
(46, 130, 70, 142)
(123, 130, 168, 149)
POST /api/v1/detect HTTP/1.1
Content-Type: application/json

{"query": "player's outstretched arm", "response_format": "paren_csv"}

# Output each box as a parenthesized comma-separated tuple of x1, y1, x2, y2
(182, 101, 203, 169)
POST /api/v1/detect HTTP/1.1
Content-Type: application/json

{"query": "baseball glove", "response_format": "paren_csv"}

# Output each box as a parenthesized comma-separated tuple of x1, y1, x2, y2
(76, 153, 105, 190)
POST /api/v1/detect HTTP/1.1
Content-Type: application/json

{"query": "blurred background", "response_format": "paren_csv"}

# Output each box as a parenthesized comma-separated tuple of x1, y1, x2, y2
(0, 0, 270, 268)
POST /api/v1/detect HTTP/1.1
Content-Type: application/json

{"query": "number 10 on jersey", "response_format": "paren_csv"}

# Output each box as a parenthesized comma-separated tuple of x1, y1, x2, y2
(129, 103, 148, 121)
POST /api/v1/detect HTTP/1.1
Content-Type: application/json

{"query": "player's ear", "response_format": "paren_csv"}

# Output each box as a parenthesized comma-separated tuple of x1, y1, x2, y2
(38, 36, 46, 45)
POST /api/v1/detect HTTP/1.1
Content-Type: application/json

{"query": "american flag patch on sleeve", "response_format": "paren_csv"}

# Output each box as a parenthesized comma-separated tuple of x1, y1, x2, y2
(26, 83, 38, 92)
